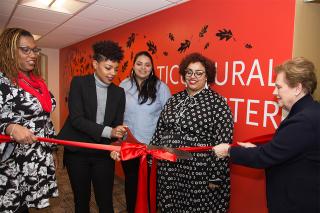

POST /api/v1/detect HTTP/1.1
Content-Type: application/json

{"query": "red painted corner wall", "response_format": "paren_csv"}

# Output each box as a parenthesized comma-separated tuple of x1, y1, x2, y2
(59, 0, 296, 212)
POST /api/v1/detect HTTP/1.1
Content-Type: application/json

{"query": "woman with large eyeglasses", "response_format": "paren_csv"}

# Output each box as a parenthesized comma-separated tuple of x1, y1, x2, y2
(0, 28, 58, 213)
(150, 52, 234, 212)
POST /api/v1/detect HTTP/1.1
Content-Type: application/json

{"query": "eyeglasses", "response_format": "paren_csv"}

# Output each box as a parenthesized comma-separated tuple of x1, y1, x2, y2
(185, 69, 205, 78)
(18, 46, 41, 56)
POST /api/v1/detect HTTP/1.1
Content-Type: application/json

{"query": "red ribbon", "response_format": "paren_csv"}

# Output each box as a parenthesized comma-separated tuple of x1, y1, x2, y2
(0, 135, 120, 152)
(1, 132, 274, 213)
(0, 134, 178, 213)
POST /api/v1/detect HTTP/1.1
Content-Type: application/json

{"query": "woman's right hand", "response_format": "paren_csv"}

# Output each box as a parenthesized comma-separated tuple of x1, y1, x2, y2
(6, 124, 37, 144)
(110, 151, 121, 161)
(237, 142, 257, 148)
(111, 125, 127, 139)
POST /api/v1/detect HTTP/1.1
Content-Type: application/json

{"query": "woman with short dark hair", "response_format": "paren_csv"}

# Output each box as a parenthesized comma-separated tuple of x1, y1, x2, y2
(58, 40, 127, 213)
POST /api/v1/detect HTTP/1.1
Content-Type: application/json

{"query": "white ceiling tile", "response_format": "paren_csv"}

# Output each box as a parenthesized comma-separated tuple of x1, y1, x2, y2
(37, 33, 87, 48)
(8, 17, 57, 35)
(64, 16, 118, 32)
(0, 0, 17, 16)
(166, 0, 185, 3)
(0, 14, 9, 31)
(78, 4, 137, 22)
(0, 0, 187, 48)
(96, 0, 173, 14)
(14, 5, 71, 24)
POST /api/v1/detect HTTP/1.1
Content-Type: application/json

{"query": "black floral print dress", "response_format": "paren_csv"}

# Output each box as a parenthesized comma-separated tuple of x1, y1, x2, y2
(0, 73, 58, 212)
(150, 88, 233, 213)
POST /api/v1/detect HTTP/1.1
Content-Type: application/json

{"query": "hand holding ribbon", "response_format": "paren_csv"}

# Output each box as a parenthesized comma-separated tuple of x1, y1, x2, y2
(213, 133, 274, 158)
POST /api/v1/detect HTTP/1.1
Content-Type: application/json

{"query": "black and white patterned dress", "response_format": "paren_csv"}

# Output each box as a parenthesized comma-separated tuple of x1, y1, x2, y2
(0, 73, 58, 212)
(150, 88, 233, 213)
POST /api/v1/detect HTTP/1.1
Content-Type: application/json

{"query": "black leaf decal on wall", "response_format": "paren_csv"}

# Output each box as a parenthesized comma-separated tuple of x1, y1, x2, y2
(163, 51, 168, 56)
(199, 25, 208, 37)
(216, 29, 233, 41)
(178, 40, 191, 53)
(126, 33, 136, 48)
(122, 61, 128, 72)
(130, 51, 134, 61)
(169, 33, 175, 41)
(147, 40, 157, 54)
(245, 43, 253, 49)
(85, 63, 90, 70)
(204, 42, 210, 49)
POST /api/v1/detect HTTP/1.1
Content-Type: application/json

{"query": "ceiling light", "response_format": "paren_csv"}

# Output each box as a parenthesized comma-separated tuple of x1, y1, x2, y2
(19, 0, 93, 14)
(33, 34, 42, 40)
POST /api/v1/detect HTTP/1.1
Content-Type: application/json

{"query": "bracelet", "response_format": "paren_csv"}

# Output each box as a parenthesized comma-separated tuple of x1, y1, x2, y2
(9, 124, 17, 140)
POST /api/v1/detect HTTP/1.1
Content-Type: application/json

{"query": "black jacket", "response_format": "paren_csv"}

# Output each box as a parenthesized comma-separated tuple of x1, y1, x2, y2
(57, 74, 125, 154)
(231, 95, 320, 213)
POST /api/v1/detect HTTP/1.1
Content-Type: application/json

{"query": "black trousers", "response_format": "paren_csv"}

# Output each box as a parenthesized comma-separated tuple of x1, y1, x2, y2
(121, 158, 140, 213)
(64, 151, 115, 213)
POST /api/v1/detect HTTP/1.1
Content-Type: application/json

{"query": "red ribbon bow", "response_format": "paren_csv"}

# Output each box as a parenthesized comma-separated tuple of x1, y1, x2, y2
(120, 141, 178, 213)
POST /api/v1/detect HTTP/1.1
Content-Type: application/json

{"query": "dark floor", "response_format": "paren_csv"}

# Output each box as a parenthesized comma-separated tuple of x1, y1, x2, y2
(30, 148, 127, 213)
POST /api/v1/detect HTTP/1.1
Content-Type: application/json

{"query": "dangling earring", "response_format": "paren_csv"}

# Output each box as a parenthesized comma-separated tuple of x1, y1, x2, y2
(205, 81, 209, 89)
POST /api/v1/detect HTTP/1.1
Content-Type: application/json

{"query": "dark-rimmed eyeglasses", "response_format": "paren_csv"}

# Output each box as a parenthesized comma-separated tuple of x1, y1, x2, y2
(185, 69, 205, 78)
(19, 46, 41, 56)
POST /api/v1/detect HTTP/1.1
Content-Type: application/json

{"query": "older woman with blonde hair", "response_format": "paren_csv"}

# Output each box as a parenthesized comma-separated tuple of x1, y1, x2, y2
(214, 57, 320, 213)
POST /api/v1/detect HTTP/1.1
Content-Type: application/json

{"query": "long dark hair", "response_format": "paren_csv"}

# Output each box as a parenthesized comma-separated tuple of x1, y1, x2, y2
(130, 51, 159, 105)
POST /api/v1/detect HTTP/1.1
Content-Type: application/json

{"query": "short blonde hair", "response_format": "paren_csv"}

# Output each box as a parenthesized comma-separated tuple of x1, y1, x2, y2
(275, 57, 317, 94)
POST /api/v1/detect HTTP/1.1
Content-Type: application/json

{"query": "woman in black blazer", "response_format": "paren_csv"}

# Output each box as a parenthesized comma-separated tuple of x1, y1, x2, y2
(58, 40, 127, 213)
(214, 57, 320, 213)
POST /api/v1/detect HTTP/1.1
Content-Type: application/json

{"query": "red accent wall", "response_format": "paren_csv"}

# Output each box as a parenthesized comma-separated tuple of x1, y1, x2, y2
(59, 0, 296, 212)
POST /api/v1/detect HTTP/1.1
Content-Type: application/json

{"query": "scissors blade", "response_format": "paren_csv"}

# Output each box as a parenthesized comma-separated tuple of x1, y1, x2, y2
(147, 145, 193, 160)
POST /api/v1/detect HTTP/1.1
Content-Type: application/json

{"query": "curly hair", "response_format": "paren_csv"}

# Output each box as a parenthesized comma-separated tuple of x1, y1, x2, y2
(0, 28, 40, 82)
(92, 40, 124, 62)
(130, 51, 159, 105)
(179, 52, 216, 83)
(275, 57, 317, 94)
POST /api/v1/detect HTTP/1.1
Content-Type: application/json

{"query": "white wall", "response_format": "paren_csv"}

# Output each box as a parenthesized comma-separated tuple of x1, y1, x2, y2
(293, 0, 320, 100)
(41, 48, 60, 131)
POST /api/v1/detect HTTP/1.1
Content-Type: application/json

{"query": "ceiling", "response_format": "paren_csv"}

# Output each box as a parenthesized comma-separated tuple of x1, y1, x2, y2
(0, 0, 187, 49)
